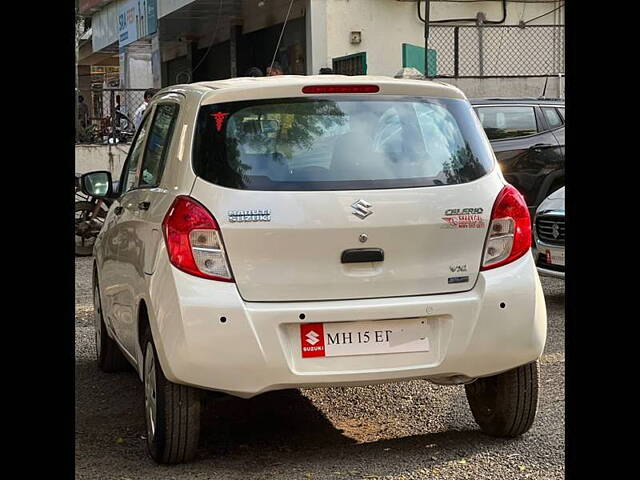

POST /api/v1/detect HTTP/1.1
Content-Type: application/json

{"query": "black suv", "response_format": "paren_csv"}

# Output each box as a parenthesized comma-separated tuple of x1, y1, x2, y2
(470, 98, 565, 217)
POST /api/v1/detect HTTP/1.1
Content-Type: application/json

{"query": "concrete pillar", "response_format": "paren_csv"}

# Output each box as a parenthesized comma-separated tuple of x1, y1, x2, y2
(230, 23, 243, 78)
(305, 0, 328, 75)
(151, 34, 162, 88)
(119, 43, 153, 89)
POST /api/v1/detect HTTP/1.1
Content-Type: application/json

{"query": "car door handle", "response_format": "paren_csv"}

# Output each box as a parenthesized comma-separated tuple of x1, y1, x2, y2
(138, 201, 150, 211)
(114, 206, 124, 216)
(530, 143, 554, 151)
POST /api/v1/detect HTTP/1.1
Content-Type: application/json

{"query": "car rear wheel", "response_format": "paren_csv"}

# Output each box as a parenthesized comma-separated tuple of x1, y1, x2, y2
(465, 361, 539, 437)
(143, 329, 202, 464)
(93, 278, 129, 372)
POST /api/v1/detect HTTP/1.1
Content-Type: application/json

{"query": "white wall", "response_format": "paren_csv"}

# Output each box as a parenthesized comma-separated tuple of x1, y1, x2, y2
(127, 50, 154, 88)
(76, 145, 130, 178)
(322, 0, 563, 77)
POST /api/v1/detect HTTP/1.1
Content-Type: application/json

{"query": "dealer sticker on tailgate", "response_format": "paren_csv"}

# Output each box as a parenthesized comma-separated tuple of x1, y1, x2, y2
(300, 319, 430, 358)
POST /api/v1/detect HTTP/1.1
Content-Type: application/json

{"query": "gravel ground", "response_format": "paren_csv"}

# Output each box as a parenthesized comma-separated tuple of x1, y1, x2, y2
(75, 256, 564, 479)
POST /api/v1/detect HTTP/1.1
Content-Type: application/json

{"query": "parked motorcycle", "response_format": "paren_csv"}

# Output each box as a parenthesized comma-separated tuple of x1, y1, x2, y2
(112, 110, 136, 143)
(75, 173, 115, 256)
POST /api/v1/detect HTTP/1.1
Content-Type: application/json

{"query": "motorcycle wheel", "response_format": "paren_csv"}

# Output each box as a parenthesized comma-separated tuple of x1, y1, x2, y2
(75, 201, 107, 257)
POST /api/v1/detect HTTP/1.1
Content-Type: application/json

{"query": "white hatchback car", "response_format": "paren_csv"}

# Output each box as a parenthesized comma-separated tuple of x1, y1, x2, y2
(81, 75, 547, 464)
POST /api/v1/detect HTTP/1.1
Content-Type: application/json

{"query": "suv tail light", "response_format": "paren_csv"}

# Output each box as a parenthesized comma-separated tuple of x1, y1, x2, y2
(162, 196, 233, 282)
(481, 185, 531, 271)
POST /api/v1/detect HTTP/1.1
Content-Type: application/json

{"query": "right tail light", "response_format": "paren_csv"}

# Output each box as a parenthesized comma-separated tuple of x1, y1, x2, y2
(481, 185, 531, 270)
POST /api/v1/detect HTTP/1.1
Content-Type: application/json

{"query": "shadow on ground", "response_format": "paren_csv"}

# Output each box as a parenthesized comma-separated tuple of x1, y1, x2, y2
(76, 357, 531, 477)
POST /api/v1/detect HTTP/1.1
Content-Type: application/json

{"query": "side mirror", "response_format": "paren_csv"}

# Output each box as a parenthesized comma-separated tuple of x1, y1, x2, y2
(80, 171, 114, 198)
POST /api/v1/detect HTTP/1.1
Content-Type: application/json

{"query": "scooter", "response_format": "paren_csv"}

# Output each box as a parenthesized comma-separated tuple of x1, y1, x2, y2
(75, 173, 116, 256)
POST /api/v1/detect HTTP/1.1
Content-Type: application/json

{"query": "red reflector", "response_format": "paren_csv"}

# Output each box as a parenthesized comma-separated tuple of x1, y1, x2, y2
(302, 85, 380, 94)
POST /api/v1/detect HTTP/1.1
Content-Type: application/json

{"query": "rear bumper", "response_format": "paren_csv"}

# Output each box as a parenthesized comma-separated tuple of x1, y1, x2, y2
(536, 266, 565, 279)
(148, 252, 546, 398)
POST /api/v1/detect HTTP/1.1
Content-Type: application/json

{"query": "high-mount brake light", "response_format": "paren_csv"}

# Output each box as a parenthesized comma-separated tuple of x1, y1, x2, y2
(480, 185, 531, 271)
(162, 196, 233, 282)
(302, 85, 380, 94)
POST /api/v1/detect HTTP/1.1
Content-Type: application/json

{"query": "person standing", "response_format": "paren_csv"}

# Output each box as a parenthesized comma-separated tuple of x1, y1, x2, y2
(134, 88, 157, 129)
(77, 95, 90, 129)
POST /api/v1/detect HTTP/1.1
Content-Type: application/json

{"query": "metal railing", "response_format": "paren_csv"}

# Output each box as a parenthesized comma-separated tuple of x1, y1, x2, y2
(77, 87, 148, 144)
(429, 24, 565, 78)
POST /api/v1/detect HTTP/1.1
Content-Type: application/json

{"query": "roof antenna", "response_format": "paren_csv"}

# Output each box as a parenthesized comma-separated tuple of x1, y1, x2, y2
(541, 76, 549, 99)
(269, 0, 295, 75)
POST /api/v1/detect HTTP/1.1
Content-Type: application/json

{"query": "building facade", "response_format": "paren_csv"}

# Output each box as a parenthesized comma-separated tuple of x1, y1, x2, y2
(78, 0, 565, 96)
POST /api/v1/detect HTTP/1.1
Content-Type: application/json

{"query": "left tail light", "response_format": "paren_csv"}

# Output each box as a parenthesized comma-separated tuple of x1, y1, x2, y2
(162, 196, 233, 282)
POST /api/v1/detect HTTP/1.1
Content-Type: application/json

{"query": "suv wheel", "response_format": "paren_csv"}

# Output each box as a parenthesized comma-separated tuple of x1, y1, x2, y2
(143, 330, 202, 464)
(93, 278, 129, 372)
(465, 361, 539, 437)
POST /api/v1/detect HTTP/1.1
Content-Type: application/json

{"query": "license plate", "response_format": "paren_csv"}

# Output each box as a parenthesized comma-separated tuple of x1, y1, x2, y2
(300, 318, 430, 358)
(545, 249, 565, 266)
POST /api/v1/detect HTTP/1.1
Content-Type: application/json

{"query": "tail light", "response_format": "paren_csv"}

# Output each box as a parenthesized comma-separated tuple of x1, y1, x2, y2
(162, 196, 233, 282)
(481, 185, 531, 271)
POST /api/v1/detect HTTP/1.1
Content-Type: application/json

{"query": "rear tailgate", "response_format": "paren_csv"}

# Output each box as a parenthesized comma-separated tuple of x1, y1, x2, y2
(191, 175, 503, 302)
(189, 79, 501, 302)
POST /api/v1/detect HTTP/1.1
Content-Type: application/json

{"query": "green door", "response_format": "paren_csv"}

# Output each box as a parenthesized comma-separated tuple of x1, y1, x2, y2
(402, 43, 437, 76)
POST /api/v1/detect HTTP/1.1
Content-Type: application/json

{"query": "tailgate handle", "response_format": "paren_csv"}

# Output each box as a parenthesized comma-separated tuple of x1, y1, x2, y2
(341, 248, 384, 263)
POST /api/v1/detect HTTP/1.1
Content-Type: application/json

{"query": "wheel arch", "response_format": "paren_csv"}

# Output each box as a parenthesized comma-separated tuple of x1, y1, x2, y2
(92, 260, 98, 287)
(137, 299, 151, 379)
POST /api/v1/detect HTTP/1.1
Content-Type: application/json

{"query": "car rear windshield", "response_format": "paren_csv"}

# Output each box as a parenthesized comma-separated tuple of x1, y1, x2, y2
(192, 96, 494, 191)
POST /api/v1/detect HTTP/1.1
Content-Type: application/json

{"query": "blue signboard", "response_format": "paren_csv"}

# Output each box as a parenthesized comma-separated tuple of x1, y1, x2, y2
(118, 0, 158, 47)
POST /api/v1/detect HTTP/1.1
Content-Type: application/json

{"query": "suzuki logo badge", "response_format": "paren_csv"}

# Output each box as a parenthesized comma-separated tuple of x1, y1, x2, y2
(305, 330, 320, 345)
(552, 223, 560, 239)
(351, 199, 373, 219)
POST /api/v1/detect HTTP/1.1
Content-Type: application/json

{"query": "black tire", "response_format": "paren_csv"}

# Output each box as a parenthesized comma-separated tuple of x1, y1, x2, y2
(142, 329, 202, 464)
(93, 274, 129, 372)
(75, 201, 106, 257)
(465, 361, 539, 437)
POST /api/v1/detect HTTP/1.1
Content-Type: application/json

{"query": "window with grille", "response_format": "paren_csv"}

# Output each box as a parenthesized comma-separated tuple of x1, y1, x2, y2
(332, 52, 367, 76)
